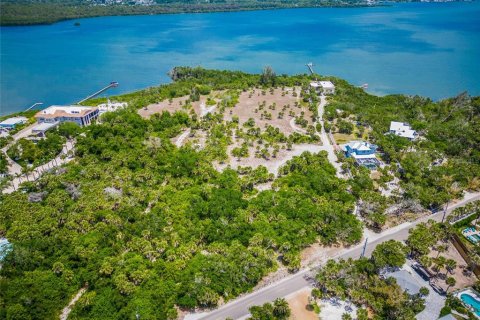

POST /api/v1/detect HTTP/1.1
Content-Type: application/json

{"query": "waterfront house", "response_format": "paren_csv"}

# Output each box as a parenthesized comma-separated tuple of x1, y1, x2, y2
(0, 116, 28, 129)
(310, 80, 335, 95)
(97, 100, 127, 115)
(35, 105, 99, 127)
(344, 140, 379, 169)
(389, 121, 417, 140)
(319, 81, 335, 94)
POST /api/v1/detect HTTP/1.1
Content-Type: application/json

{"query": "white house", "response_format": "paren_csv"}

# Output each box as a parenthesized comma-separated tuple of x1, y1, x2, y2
(97, 100, 127, 115)
(389, 121, 417, 140)
(319, 81, 335, 94)
(0, 128, 10, 138)
(309, 80, 335, 95)
(0, 116, 28, 130)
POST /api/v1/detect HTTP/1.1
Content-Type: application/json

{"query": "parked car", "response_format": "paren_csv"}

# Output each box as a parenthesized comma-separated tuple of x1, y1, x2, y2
(430, 282, 446, 296)
(412, 264, 431, 281)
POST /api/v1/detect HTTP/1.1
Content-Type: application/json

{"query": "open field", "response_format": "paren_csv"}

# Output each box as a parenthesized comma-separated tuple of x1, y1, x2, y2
(224, 87, 313, 135)
(147, 87, 322, 177)
(332, 132, 356, 144)
(140, 87, 314, 134)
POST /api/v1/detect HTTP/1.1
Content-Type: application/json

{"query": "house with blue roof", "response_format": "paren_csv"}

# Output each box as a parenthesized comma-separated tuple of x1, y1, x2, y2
(343, 140, 380, 169)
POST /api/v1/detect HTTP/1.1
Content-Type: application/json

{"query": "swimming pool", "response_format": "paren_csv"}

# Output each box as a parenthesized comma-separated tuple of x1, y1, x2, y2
(460, 293, 480, 317)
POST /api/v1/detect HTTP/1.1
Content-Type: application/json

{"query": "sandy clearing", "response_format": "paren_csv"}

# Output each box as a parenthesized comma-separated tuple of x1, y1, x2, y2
(216, 143, 326, 177)
(289, 117, 307, 134)
(427, 241, 477, 291)
(319, 298, 358, 320)
(138, 90, 230, 119)
(138, 96, 195, 119)
(200, 102, 216, 117)
(175, 128, 191, 148)
(287, 288, 318, 320)
(301, 243, 346, 268)
(224, 87, 313, 136)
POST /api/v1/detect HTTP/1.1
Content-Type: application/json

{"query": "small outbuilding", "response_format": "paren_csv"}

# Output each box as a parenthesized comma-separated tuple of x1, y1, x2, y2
(0, 116, 28, 129)
(319, 81, 335, 94)
(31, 121, 60, 137)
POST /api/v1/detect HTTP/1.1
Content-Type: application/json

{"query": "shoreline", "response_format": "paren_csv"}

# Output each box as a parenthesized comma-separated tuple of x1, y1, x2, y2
(2, 0, 474, 26)
(0, 2, 393, 27)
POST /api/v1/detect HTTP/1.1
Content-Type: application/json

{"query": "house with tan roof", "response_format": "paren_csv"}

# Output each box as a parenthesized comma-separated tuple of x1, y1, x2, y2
(35, 105, 99, 127)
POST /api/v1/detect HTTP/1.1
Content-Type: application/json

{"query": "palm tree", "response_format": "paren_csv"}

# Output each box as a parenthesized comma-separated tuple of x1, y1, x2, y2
(273, 298, 291, 319)
(419, 255, 433, 269)
(433, 256, 447, 276)
(446, 259, 457, 274)
(435, 244, 448, 258)
(445, 277, 456, 293)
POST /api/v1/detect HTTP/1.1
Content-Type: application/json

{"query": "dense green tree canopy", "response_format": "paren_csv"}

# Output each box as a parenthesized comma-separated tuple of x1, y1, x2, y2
(371, 239, 406, 270)
(0, 106, 361, 319)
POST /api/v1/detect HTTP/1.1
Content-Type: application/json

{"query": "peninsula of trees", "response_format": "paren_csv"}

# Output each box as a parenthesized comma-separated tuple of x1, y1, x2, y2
(2, 0, 382, 26)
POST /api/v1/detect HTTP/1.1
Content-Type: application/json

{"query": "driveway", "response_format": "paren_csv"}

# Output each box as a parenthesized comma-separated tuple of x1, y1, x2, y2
(403, 261, 445, 320)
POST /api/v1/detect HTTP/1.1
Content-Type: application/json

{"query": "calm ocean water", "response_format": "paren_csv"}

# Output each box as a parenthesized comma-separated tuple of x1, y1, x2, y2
(1, 2, 479, 115)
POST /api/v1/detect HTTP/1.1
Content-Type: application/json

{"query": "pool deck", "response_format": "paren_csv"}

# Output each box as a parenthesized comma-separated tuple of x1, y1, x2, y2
(455, 289, 480, 319)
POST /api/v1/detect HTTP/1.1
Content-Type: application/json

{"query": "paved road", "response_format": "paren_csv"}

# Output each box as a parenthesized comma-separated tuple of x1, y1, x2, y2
(1, 123, 38, 176)
(2, 140, 76, 194)
(198, 193, 480, 320)
(316, 96, 343, 177)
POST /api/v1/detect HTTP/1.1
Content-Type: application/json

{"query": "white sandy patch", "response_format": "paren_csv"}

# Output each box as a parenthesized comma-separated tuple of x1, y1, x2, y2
(289, 117, 307, 134)
(175, 128, 191, 148)
(319, 298, 358, 320)
(200, 102, 216, 117)
(60, 286, 87, 320)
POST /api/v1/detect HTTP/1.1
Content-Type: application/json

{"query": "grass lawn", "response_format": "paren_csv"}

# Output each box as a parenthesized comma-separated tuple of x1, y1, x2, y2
(333, 132, 356, 144)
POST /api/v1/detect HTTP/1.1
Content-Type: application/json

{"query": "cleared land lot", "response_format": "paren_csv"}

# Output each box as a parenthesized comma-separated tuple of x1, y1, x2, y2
(141, 87, 322, 177)
(224, 88, 314, 135)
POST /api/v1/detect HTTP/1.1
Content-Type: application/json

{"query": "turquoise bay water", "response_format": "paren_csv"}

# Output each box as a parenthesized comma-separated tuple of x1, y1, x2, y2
(1, 2, 479, 115)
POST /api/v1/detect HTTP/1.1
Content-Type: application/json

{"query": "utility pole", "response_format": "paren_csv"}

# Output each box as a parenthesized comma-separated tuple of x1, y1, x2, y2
(361, 237, 368, 258)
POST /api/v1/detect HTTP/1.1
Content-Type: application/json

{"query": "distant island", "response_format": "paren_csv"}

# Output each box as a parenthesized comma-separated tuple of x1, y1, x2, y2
(2, 0, 387, 26)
